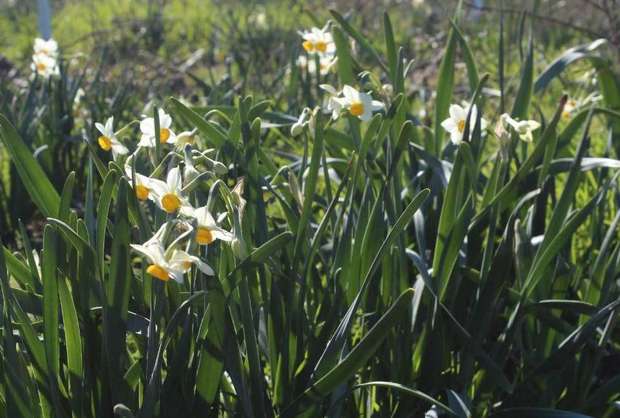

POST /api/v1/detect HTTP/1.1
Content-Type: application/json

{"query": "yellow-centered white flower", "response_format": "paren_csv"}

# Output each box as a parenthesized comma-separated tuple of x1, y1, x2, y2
(130, 224, 214, 282)
(440, 103, 487, 145)
(500, 113, 541, 143)
(95, 117, 128, 157)
(147, 166, 188, 214)
(139, 109, 176, 147)
(299, 26, 336, 55)
(181, 205, 234, 245)
(333, 85, 385, 122)
(33, 38, 58, 57)
(123, 157, 157, 202)
(31, 53, 59, 78)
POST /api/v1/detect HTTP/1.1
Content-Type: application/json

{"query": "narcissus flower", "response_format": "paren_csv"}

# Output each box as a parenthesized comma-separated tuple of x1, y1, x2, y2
(563, 98, 578, 120)
(174, 129, 198, 149)
(147, 166, 188, 214)
(32, 53, 59, 78)
(124, 165, 155, 201)
(131, 224, 213, 282)
(299, 26, 335, 55)
(33, 38, 58, 57)
(562, 94, 601, 120)
(95, 117, 128, 157)
(500, 113, 541, 143)
(335, 85, 385, 122)
(139, 109, 176, 147)
(440, 103, 487, 145)
(181, 205, 233, 245)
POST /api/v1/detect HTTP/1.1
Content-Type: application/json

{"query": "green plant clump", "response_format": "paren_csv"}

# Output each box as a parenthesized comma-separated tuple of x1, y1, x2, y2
(1, 2, 620, 418)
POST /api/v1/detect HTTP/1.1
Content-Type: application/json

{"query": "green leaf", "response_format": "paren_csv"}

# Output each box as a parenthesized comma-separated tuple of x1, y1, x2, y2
(541, 112, 591, 243)
(451, 21, 479, 94)
(355, 381, 457, 416)
(104, 180, 132, 401)
(42, 225, 60, 377)
(432, 144, 469, 295)
(168, 97, 227, 147)
(96, 169, 119, 273)
(329, 9, 388, 73)
(2, 247, 35, 290)
(433, 25, 457, 154)
(250, 231, 293, 264)
(511, 36, 534, 119)
(58, 274, 84, 416)
(0, 114, 60, 217)
(58, 171, 75, 221)
(383, 12, 397, 85)
(534, 39, 607, 93)
(41, 225, 64, 414)
(293, 112, 324, 261)
(331, 25, 355, 86)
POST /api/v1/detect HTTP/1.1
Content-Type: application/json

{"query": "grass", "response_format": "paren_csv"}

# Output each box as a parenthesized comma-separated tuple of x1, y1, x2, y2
(1, 1, 620, 417)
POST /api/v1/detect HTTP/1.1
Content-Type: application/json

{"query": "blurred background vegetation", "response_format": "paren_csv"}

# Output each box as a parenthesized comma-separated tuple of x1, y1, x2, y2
(1, 0, 618, 98)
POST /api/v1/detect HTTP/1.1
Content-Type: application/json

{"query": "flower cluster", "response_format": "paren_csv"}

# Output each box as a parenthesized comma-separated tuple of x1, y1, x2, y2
(31, 37, 59, 78)
(499, 113, 540, 143)
(440, 101, 542, 149)
(94, 108, 237, 284)
(298, 25, 337, 76)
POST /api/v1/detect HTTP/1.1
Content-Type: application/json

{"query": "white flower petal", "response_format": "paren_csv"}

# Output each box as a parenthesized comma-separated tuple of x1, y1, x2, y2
(441, 118, 456, 132)
(105, 117, 114, 134)
(111, 141, 129, 155)
(342, 85, 358, 102)
(168, 269, 185, 283)
(450, 130, 463, 145)
(95, 123, 106, 135)
(320, 84, 338, 95)
(138, 135, 156, 148)
(448, 104, 464, 120)
(131, 243, 165, 265)
(158, 109, 172, 128)
(140, 118, 155, 135)
(212, 228, 234, 242)
(166, 166, 182, 191)
(370, 100, 385, 111)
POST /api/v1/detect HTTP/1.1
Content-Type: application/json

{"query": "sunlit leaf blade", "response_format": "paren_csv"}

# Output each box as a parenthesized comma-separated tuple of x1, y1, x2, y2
(0, 114, 60, 217)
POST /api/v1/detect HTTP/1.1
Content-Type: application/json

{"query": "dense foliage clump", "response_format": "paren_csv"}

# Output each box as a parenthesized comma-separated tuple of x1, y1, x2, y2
(1, 2, 620, 417)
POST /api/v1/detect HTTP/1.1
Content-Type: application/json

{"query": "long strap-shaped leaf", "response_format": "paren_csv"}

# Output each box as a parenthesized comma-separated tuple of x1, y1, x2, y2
(0, 114, 60, 217)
